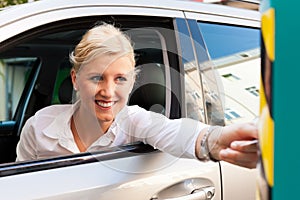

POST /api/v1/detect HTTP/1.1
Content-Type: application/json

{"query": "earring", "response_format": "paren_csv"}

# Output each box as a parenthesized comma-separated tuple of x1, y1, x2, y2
(74, 87, 77, 91)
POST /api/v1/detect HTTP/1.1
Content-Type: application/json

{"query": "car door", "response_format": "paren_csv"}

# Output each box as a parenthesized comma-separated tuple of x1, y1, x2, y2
(0, 2, 222, 199)
(184, 8, 261, 200)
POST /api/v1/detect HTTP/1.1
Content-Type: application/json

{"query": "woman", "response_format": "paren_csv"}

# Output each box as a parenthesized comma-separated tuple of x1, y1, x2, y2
(16, 23, 258, 168)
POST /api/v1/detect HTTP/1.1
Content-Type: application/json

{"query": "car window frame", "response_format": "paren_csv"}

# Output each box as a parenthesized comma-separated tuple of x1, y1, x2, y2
(0, 14, 191, 167)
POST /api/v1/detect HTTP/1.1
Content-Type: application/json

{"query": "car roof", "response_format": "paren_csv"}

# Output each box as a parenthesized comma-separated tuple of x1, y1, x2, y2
(0, 0, 260, 27)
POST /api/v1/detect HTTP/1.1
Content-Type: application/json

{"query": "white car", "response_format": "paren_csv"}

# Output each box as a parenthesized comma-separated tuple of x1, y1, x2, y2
(0, 0, 260, 199)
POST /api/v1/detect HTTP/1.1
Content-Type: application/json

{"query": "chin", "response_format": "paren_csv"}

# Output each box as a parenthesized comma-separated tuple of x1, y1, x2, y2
(97, 115, 114, 122)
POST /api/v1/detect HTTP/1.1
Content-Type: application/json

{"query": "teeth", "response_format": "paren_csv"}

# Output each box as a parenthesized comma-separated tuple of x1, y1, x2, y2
(96, 101, 114, 108)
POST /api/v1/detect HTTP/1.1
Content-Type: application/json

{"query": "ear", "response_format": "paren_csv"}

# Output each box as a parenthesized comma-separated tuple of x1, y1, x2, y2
(70, 69, 78, 91)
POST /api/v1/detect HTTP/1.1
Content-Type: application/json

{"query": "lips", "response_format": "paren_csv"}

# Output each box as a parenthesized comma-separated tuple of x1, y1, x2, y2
(95, 100, 115, 108)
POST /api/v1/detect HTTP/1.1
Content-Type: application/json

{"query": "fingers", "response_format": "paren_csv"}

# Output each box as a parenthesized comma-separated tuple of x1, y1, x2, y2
(219, 148, 258, 169)
(220, 123, 258, 149)
(231, 122, 258, 140)
(230, 140, 258, 153)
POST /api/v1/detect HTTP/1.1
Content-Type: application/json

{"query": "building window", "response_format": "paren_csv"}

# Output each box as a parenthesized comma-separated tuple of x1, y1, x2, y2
(222, 73, 240, 81)
(225, 108, 241, 120)
(245, 86, 259, 96)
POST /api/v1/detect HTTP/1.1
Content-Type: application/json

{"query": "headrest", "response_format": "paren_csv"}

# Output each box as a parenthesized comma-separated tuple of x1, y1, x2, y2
(58, 76, 73, 104)
(129, 63, 166, 113)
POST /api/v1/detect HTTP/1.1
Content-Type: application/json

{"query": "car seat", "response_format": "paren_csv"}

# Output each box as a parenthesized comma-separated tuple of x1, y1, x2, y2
(58, 75, 74, 104)
(129, 63, 166, 113)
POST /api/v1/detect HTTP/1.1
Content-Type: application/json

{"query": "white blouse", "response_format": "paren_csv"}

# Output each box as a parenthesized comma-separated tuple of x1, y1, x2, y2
(16, 101, 207, 161)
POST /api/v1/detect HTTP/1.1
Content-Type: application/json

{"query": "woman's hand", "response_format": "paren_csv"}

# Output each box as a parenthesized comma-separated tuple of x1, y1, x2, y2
(208, 123, 259, 169)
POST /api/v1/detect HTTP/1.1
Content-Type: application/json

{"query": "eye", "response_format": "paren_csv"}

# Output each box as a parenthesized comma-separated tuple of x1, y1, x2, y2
(116, 76, 127, 82)
(90, 75, 103, 83)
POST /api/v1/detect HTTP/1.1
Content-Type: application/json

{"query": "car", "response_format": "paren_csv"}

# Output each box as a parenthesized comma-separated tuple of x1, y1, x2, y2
(0, 0, 260, 199)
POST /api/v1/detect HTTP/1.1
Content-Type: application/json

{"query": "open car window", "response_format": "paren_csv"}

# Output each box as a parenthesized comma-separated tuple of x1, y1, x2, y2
(0, 16, 180, 164)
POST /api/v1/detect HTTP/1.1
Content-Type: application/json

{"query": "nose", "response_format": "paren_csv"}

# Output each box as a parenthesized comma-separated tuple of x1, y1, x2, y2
(99, 79, 115, 98)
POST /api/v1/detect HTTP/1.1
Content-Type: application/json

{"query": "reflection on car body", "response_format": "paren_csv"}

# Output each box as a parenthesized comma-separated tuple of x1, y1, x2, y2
(0, 0, 260, 199)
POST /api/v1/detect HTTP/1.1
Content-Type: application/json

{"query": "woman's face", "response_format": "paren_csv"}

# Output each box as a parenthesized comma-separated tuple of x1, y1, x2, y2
(72, 54, 135, 124)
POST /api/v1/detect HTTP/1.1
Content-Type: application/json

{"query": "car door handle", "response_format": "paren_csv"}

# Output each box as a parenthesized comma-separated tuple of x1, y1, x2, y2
(150, 178, 215, 200)
(151, 186, 215, 200)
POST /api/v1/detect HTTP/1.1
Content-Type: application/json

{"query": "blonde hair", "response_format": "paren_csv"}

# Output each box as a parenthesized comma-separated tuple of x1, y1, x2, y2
(70, 23, 135, 73)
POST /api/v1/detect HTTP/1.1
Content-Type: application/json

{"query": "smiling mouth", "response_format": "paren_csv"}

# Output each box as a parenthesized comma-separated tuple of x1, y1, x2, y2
(95, 100, 115, 108)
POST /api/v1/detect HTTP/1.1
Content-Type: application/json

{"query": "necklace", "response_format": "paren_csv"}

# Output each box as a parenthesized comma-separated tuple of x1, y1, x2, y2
(71, 116, 87, 152)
